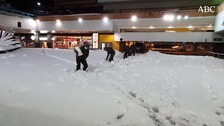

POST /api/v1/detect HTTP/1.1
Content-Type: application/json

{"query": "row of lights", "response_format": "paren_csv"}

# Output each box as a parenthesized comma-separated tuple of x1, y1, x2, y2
(32, 24, 213, 33)
(163, 14, 189, 21)
(131, 24, 213, 29)
(131, 14, 189, 22)
(36, 15, 138, 25)
(35, 14, 189, 25)
(54, 16, 110, 25)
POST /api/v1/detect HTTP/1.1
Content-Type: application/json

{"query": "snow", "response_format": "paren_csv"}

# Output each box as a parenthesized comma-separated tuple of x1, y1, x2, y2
(0, 48, 224, 126)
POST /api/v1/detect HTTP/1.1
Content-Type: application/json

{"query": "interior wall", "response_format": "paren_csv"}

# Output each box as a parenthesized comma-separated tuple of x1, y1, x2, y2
(0, 14, 36, 30)
(99, 34, 119, 51)
(114, 32, 224, 42)
(37, 20, 113, 31)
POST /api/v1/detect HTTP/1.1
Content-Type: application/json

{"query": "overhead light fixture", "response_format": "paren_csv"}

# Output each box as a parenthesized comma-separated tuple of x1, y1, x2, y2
(40, 30, 48, 33)
(169, 15, 174, 21)
(132, 26, 136, 29)
(163, 14, 174, 21)
(187, 25, 193, 29)
(184, 15, 188, 20)
(167, 25, 174, 28)
(207, 24, 213, 28)
(131, 15, 137, 22)
(177, 15, 182, 20)
(103, 17, 109, 22)
(163, 15, 169, 21)
(149, 25, 155, 29)
(166, 31, 176, 32)
(56, 19, 61, 26)
(78, 18, 83, 23)
(37, 2, 41, 6)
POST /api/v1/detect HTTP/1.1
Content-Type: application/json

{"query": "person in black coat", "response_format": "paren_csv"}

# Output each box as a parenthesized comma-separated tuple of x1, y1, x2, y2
(130, 44, 136, 56)
(74, 42, 90, 71)
(104, 47, 115, 62)
(123, 45, 130, 59)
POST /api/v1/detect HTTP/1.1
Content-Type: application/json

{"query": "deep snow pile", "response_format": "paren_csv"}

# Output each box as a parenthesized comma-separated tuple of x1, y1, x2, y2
(0, 48, 224, 126)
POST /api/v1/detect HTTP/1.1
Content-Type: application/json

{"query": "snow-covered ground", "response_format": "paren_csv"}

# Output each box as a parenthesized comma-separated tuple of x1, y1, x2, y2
(0, 48, 224, 126)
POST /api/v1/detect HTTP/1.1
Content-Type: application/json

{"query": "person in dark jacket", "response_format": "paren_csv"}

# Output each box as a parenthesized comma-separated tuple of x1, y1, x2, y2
(104, 47, 115, 62)
(123, 45, 130, 59)
(74, 42, 89, 71)
(130, 43, 136, 56)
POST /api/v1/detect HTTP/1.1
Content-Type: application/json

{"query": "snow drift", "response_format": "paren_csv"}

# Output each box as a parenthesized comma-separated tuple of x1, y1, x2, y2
(0, 48, 224, 126)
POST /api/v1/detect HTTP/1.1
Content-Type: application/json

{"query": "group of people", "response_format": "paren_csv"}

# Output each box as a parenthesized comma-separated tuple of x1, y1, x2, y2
(74, 41, 138, 71)
(74, 40, 116, 71)
(123, 44, 137, 59)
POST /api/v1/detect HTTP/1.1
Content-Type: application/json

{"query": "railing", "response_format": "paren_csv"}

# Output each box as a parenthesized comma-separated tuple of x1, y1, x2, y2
(209, 52, 224, 59)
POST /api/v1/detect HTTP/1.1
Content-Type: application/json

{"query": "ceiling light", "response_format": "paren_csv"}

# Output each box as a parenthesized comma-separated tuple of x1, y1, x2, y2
(207, 24, 213, 28)
(169, 15, 174, 21)
(166, 31, 176, 32)
(167, 25, 174, 28)
(187, 25, 193, 28)
(163, 15, 169, 21)
(131, 15, 137, 22)
(56, 19, 61, 23)
(132, 26, 136, 29)
(149, 25, 155, 29)
(37, 2, 41, 6)
(177, 15, 182, 20)
(163, 14, 174, 21)
(40, 30, 48, 33)
(184, 15, 188, 20)
(103, 17, 109, 22)
(56, 20, 61, 26)
(78, 18, 83, 23)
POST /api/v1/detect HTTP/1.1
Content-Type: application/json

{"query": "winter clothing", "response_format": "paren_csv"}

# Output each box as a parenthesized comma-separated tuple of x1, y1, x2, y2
(104, 47, 115, 62)
(74, 44, 89, 71)
(123, 45, 130, 59)
(130, 44, 136, 56)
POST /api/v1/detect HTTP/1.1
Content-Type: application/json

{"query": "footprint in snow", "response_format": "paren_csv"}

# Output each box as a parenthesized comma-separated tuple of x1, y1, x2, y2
(215, 106, 224, 126)
(129, 91, 137, 98)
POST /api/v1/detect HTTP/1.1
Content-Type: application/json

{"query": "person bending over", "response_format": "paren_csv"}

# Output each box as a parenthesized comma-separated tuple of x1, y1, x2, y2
(104, 47, 115, 62)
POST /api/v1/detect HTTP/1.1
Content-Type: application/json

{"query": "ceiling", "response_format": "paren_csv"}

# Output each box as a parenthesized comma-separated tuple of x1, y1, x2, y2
(1, 0, 222, 34)
(2, 0, 223, 15)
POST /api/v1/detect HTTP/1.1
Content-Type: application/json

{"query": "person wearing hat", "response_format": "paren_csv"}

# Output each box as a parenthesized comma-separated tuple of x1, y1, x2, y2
(74, 42, 90, 71)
